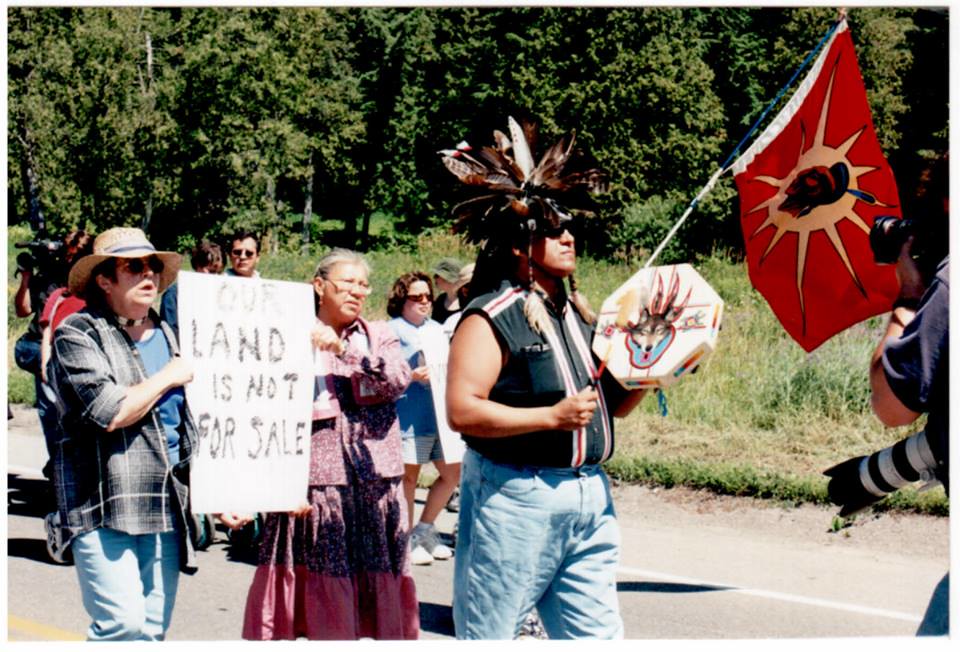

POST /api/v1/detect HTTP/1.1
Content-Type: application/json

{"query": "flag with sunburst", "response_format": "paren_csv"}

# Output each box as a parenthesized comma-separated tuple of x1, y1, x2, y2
(731, 20, 901, 352)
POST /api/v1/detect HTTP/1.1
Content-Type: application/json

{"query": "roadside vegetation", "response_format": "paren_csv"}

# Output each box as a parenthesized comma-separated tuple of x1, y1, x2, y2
(8, 225, 946, 516)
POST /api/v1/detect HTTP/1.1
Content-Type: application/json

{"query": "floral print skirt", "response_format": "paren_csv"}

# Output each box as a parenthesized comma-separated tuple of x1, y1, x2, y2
(242, 475, 419, 640)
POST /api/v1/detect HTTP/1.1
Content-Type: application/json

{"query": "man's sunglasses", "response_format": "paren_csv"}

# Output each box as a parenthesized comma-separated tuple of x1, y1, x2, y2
(231, 248, 257, 258)
(538, 217, 582, 239)
(120, 256, 165, 275)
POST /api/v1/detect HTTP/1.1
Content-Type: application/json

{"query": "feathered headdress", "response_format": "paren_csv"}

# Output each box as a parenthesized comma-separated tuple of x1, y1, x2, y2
(439, 116, 608, 333)
(438, 116, 609, 244)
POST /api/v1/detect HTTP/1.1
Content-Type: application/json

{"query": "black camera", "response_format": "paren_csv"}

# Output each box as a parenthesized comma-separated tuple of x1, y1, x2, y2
(823, 430, 941, 517)
(15, 237, 63, 276)
(869, 214, 947, 285)
(868, 215, 915, 265)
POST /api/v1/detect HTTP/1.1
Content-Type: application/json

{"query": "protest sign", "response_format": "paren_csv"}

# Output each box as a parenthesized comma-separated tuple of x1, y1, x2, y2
(178, 272, 314, 513)
(419, 321, 465, 463)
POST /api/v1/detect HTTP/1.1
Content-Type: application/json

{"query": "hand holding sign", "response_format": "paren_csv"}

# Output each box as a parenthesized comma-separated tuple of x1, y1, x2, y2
(411, 365, 430, 384)
(311, 323, 344, 355)
(162, 355, 194, 387)
(216, 512, 254, 530)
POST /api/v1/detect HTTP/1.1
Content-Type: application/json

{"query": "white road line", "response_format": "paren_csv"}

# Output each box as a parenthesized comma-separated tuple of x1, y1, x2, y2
(618, 565, 922, 623)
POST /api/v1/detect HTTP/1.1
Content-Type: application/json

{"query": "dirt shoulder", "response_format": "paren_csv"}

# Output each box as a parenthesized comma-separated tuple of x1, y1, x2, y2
(611, 481, 949, 561)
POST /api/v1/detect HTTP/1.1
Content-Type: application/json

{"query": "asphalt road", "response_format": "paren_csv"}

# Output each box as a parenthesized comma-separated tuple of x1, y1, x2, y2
(6, 405, 950, 641)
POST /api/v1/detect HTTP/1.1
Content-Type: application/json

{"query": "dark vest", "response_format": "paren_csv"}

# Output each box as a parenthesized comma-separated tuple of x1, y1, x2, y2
(460, 280, 617, 467)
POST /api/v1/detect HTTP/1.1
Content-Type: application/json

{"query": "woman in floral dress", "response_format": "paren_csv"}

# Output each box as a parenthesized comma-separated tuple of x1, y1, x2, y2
(240, 248, 418, 640)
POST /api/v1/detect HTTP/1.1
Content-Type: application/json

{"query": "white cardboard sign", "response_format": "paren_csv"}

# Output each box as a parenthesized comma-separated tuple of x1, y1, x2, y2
(178, 272, 314, 513)
(419, 321, 465, 463)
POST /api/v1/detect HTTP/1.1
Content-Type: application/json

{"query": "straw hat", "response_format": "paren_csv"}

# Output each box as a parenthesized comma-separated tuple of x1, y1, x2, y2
(68, 227, 182, 295)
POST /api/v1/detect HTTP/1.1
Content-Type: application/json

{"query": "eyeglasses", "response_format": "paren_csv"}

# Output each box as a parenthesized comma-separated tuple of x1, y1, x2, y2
(539, 220, 579, 240)
(326, 278, 372, 296)
(405, 292, 432, 304)
(231, 248, 257, 258)
(120, 256, 164, 275)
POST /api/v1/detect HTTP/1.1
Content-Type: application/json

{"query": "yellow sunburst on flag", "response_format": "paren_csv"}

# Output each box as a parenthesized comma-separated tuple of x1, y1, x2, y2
(745, 58, 895, 321)
(732, 20, 901, 351)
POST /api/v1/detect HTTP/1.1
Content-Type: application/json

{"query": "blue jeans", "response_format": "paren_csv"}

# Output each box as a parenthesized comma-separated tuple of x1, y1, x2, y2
(916, 573, 949, 636)
(453, 448, 623, 639)
(72, 528, 181, 641)
(14, 336, 59, 478)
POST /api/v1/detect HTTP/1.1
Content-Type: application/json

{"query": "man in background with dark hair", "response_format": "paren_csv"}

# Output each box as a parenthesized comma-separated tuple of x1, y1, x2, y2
(227, 231, 261, 278)
(159, 240, 224, 339)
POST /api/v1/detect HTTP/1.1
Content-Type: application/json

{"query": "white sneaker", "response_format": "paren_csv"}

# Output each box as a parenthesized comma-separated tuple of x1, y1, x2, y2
(412, 522, 454, 560)
(430, 542, 453, 560)
(410, 544, 433, 566)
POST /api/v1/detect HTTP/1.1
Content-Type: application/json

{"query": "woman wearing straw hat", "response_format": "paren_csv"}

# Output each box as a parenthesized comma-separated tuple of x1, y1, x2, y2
(48, 227, 199, 641)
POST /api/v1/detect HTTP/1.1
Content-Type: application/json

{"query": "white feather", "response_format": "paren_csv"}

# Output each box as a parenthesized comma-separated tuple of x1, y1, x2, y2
(507, 116, 534, 180)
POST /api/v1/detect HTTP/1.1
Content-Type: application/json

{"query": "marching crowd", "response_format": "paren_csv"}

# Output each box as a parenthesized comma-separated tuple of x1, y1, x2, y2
(13, 128, 948, 641)
(24, 215, 642, 641)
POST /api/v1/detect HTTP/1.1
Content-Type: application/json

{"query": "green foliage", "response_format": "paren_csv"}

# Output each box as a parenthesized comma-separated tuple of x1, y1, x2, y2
(603, 455, 947, 516)
(8, 7, 945, 258)
(607, 194, 685, 264)
(8, 225, 37, 405)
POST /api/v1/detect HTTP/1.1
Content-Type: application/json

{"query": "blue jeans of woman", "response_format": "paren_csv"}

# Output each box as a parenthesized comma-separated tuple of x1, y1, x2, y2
(14, 336, 58, 478)
(72, 528, 181, 640)
(453, 448, 623, 639)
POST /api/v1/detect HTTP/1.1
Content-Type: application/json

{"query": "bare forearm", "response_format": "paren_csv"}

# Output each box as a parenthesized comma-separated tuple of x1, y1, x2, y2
(40, 328, 52, 383)
(107, 371, 177, 431)
(870, 307, 913, 388)
(869, 307, 919, 427)
(448, 395, 560, 438)
(611, 389, 647, 418)
(14, 275, 32, 317)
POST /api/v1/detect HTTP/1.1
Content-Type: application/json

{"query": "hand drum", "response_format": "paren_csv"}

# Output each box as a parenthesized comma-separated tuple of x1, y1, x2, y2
(592, 264, 724, 390)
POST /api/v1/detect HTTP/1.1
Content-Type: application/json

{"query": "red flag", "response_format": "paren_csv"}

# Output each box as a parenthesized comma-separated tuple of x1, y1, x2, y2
(731, 20, 900, 352)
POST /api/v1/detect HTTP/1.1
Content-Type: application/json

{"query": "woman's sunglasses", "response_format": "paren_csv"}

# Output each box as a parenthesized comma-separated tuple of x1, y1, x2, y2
(120, 256, 165, 275)
(405, 292, 432, 304)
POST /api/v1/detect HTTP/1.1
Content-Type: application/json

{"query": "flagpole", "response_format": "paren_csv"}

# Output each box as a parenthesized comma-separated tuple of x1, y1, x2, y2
(718, 17, 845, 173)
(642, 15, 846, 270)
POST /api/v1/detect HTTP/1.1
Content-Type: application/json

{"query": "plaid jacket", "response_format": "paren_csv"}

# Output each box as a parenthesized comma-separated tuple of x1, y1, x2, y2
(50, 304, 199, 570)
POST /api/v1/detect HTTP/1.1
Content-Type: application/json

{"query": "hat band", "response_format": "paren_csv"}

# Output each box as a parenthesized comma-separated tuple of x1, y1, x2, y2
(103, 243, 158, 255)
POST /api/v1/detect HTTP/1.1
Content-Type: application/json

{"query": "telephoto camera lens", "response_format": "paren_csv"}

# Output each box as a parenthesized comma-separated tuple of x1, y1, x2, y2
(824, 430, 939, 517)
(869, 215, 914, 265)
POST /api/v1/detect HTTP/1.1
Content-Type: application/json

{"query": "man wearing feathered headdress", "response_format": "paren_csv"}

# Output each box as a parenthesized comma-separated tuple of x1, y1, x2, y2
(442, 117, 647, 639)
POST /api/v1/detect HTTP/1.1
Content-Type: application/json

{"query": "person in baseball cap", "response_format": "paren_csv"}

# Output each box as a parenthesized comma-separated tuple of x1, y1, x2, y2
(431, 257, 465, 324)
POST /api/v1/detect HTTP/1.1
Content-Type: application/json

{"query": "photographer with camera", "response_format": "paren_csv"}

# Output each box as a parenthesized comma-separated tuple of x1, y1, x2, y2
(13, 230, 91, 477)
(871, 240, 948, 636)
(825, 153, 949, 636)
